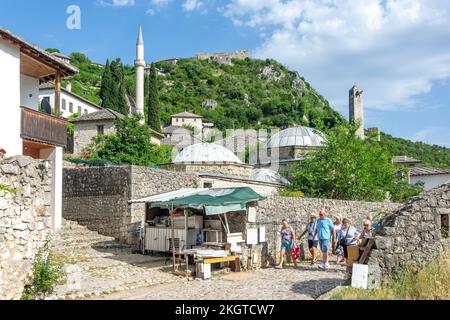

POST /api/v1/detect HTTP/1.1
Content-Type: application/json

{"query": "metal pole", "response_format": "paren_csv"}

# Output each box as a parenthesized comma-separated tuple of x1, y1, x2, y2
(171, 204, 176, 273)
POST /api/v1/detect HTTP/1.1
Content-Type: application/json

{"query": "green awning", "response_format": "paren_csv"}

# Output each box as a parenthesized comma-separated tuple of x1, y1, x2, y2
(151, 187, 265, 216)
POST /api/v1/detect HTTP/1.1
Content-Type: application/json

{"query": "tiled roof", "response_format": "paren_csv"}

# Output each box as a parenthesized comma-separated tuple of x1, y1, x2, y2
(172, 111, 203, 118)
(393, 156, 422, 164)
(69, 109, 124, 123)
(410, 167, 450, 177)
(162, 125, 192, 134)
(0, 27, 78, 78)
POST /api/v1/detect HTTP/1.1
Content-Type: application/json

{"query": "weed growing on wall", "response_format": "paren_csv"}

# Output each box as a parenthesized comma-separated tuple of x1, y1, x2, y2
(21, 237, 66, 300)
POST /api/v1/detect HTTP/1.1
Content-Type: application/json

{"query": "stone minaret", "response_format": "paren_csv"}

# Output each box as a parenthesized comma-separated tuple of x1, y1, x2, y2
(349, 85, 365, 139)
(135, 27, 145, 123)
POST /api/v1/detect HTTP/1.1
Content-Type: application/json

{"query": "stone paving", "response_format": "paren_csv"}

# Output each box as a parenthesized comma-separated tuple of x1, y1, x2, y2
(49, 220, 186, 300)
(50, 219, 345, 300)
(100, 263, 346, 300)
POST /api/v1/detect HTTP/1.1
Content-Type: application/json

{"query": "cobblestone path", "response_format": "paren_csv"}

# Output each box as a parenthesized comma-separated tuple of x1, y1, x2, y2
(49, 220, 185, 300)
(100, 263, 346, 300)
(51, 220, 345, 300)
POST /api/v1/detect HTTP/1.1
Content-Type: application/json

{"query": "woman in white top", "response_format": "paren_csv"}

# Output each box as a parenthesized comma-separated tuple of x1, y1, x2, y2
(298, 214, 319, 265)
(338, 218, 359, 264)
(332, 216, 343, 263)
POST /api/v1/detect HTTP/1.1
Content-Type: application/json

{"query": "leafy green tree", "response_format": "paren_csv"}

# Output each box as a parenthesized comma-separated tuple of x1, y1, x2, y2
(287, 125, 422, 202)
(147, 64, 162, 132)
(88, 115, 172, 166)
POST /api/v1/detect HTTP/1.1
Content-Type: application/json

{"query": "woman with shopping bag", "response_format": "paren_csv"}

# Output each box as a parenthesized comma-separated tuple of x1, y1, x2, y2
(276, 219, 297, 269)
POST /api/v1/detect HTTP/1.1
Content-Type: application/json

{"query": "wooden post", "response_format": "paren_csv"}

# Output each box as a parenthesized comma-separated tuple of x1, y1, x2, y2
(54, 71, 61, 115)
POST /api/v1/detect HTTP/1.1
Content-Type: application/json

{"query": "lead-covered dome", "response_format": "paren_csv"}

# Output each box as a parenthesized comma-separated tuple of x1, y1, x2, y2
(173, 143, 243, 164)
(263, 126, 325, 148)
(251, 168, 290, 185)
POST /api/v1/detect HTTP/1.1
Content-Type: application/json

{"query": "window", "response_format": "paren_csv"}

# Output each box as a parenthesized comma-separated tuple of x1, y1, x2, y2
(203, 182, 213, 188)
(176, 118, 179, 123)
(182, 119, 185, 123)
(69, 102, 73, 113)
(78, 106, 82, 114)
(97, 125, 105, 136)
(41, 97, 51, 115)
(62, 99, 66, 110)
(84, 109, 88, 114)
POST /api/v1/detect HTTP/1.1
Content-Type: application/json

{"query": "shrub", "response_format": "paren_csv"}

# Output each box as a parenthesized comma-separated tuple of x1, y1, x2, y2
(21, 237, 65, 300)
(332, 253, 450, 300)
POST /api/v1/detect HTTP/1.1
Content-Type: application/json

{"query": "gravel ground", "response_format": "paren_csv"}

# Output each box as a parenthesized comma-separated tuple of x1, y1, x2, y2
(51, 220, 346, 300)
(99, 262, 346, 300)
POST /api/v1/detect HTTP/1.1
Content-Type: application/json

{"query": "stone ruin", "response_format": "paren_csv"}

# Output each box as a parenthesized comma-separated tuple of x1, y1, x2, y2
(367, 183, 450, 286)
(195, 50, 251, 65)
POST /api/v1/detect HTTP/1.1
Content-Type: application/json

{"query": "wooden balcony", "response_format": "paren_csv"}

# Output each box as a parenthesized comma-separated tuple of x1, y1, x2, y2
(21, 107, 68, 147)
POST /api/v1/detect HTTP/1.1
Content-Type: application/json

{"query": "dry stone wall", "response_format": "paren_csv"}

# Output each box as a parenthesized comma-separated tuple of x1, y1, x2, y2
(368, 183, 450, 278)
(0, 156, 52, 300)
(254, 196, 401, 265)
(63, 166, 198, 245)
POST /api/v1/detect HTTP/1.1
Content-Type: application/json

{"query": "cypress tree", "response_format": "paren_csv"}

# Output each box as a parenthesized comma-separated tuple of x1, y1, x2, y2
(110, 59, 129, 116)
(147, 64, 161, 132)
(99, 60, 115, 110)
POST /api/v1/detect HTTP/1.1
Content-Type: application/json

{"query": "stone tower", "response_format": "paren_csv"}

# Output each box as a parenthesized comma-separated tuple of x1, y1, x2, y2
(349, 85, 365, 139)
(135, 27, 145, 123)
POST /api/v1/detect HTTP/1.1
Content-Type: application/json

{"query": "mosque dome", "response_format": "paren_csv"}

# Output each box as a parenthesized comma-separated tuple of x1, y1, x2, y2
(173, 143, 243, 164)
(263, 126, 326, 149)
(251, 168, 290, 185)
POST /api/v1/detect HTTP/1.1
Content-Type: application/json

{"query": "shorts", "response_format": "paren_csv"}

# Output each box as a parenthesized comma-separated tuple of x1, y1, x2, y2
(308, 240, 319, 249)
(281, 242, 293, 251)
(319, 239, 330, 253)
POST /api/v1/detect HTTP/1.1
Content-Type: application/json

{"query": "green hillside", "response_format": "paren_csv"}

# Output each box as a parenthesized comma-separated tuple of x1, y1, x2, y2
(64, 52, 450, 167)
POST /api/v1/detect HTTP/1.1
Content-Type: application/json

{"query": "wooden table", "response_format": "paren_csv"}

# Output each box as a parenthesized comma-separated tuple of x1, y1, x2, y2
(195, 255, 241, 279)
(174, 250, 197, 274)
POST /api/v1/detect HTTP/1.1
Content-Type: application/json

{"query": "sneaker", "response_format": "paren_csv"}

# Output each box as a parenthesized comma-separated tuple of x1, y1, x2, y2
(318, 263, 325, 269)
(323, 263, 330, 270)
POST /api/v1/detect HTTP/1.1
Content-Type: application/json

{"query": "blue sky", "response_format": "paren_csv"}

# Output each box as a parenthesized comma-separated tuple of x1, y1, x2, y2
(1, 0, 449, 147)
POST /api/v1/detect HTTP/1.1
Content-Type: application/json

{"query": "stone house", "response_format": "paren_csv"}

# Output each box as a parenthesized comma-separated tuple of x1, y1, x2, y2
(0, 27, 78, 231)
(70, 109, 164, 155)
(39, 82, 103, 119)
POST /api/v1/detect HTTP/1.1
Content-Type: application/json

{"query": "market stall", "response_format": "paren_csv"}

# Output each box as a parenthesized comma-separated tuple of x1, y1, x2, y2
(130, 187, 266, 278)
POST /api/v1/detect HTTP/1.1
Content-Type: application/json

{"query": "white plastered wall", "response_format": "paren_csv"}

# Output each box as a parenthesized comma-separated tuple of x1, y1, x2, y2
(20, 74, 39, 109)
(40, 147, 63, 231)
(0, 40, 22, 156)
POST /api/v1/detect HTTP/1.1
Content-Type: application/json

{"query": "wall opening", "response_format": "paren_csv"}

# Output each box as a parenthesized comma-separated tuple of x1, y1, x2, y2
(441, 214, 449, 239)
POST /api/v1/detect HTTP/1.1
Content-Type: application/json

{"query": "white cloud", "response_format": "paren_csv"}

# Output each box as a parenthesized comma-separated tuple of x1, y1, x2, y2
(183, 0, 203, 12)
(150, 0, 172, 6)
(100, 0, 135, 6)
(223, 0, 450, 113)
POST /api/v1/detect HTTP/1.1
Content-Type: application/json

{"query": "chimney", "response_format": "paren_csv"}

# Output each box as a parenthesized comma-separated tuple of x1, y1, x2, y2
(66, 81, 72, 93)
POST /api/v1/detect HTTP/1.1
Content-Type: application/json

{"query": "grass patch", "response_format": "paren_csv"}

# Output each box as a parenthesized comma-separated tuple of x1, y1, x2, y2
(332, 254, 450, 300)
(0, 184, 16, 193)
(21, 238, 66, 300)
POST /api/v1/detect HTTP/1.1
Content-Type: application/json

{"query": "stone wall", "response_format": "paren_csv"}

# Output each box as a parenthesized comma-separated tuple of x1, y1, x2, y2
(63, 166, 131, 240)
(253, 196, 401, 265)
(0, 156, 52, 300)
(196, 50, 250, 65)
(367, 184, 450, 278)
(73, 120, 115, 155)
(160, 163, 254, 177)
(63, 166, 198, 244)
